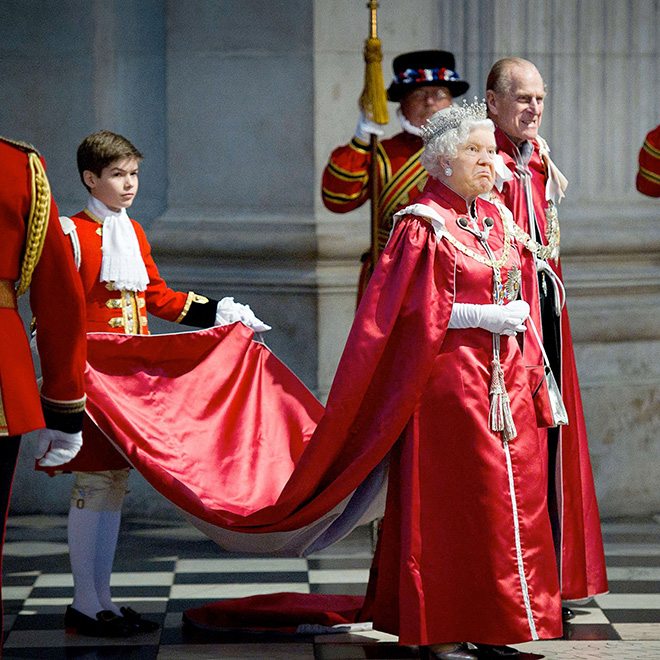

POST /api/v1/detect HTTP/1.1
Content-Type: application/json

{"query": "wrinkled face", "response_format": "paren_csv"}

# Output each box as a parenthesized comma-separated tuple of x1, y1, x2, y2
(486, 63, 545, 145)
(84, 157, 139, 212)
(400, 85, 453, 128)
(442, 126, 496, 202)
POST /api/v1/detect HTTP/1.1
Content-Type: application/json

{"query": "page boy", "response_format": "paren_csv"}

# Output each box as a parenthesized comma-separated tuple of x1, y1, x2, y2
(37, 130, 269, 637)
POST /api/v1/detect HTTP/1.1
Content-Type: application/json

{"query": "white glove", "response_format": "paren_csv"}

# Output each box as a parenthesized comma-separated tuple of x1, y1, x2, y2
(35, 428, 83, 467)
(215, 297, 272, 333)
(354, 113, 385, 144)
(449, 300, 530, 336)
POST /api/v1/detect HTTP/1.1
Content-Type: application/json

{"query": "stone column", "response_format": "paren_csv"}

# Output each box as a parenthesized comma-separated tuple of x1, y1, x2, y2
(484, 0, 660, 516)
(313, 0, 444, 400)
(148, 0, 318, 389)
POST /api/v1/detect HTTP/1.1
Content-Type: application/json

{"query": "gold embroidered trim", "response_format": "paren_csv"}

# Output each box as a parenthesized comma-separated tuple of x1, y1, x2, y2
(105, 298, 122, 309)
(489, 193, 560, 262)
(41, 395, 87, 415)
(175, 291, 195, 323)
(124, 292, 140, 334)
(0, 388, 8, 436)
(0, 136, 40, 155)
(83, 208, 104, 224)
(17, 153, 51, 296)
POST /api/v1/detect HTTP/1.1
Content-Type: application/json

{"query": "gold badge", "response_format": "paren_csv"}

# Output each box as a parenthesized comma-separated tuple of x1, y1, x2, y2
(504, 266, 521, 302)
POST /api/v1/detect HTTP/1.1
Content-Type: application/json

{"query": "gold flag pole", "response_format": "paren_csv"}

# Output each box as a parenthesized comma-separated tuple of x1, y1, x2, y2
(359, 0, 389, 275)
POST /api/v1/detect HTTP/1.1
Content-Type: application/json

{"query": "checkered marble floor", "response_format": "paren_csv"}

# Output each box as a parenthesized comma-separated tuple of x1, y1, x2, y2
(3, 514, 660, 659)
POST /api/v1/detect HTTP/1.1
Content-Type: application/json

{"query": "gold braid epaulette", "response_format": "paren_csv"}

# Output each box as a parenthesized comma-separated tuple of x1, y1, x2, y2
(16, 151, 51, 296)
(0, 135, 41, 156)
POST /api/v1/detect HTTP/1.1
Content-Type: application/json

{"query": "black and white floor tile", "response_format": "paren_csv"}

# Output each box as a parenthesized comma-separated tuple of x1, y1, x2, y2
(3, 514, 660, 659)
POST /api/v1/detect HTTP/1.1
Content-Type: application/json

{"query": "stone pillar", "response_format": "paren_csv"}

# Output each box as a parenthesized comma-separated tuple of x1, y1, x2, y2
(148, 0, 318, 390)
(483, 0, 660, 516)
(313, 0, 444, 400)
(1, 0, 169, 514)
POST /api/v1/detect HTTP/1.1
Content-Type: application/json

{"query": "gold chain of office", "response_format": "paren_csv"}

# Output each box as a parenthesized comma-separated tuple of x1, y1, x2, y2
(488, 193, 560, 263)
(509, 201, 560, 262)
(441, 203, 512, 269)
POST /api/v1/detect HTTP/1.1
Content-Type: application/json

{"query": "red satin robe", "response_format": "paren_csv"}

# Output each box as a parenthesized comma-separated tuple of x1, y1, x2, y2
(82, 179, 562, 646)
(370, 179, 561, 645)
(493, 127, 608, 601)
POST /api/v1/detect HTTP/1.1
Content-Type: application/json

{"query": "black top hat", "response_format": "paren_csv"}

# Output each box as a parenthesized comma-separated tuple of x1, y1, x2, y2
(387, 50, 470, 102)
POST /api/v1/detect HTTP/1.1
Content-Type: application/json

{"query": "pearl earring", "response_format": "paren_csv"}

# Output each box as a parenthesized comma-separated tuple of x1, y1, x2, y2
(444, 167, 452, 176)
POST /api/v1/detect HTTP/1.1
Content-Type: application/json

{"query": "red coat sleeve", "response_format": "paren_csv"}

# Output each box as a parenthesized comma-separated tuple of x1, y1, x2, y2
(133, 221, 191, 322)
(321, 138, 371, 213)
(637, 125, 660, 197)
(31, 193, 87, 409)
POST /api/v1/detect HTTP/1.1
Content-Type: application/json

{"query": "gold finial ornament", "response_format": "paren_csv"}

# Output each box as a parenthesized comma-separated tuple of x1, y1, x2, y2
(359, 1, 389, 125)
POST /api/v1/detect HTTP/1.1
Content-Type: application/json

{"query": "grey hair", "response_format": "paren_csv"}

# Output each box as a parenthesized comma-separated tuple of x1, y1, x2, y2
(420, 117, 495, 179)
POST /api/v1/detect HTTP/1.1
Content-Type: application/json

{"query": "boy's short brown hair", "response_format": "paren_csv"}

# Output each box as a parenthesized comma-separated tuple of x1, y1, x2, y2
(77, 130, 143, 191)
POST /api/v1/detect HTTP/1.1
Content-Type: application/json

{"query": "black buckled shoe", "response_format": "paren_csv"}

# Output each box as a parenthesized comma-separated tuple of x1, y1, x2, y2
(420, 644, 479, 660)
(472, 643, 520, 658)
(64, 605, 133, 637)
(120, 606, 160, 632)
(562, 606, 576, 621)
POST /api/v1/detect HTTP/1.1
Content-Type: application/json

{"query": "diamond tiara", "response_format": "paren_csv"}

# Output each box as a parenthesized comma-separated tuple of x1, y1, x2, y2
(421, 98, 488, 144)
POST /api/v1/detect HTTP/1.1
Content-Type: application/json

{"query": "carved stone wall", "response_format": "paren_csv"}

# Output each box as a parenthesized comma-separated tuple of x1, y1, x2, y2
(314, 0, 660, 516)
(2, 0, 659, 517)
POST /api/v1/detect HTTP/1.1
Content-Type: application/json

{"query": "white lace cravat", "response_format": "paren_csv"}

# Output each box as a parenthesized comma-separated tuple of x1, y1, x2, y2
(397, 107, 424, 137)
(87, 195, 149, 292)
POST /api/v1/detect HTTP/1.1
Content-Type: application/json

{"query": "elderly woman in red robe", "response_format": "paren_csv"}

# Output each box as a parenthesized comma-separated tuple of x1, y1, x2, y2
(360, 101, 563, 659)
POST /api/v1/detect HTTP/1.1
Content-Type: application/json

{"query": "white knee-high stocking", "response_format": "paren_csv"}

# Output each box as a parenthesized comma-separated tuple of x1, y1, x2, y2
(68, 507, 104, 618)
(94, 509, 122, 615)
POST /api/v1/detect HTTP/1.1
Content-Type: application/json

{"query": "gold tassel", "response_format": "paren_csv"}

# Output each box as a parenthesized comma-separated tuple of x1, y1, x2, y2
(359, 37, 389, 125)
(489, 358, 517, 441)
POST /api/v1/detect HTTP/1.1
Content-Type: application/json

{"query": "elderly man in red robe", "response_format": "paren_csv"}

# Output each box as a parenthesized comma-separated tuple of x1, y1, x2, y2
(485, 58, 608, 615)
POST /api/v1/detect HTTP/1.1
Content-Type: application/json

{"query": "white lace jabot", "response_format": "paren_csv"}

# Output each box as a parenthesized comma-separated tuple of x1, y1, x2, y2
(87, 195, 149, 292)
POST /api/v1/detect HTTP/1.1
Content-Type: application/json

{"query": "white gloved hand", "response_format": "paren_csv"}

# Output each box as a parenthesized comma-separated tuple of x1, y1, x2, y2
(354, 113, 385, 144)
(35, 428, 83, 467)
(215, 297, 272, 333)
(449, 300, 530, 336)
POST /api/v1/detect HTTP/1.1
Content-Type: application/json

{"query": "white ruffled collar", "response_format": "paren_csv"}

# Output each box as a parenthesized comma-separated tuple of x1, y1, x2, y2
(397, 108, 424, 137)
(87, 195, 130, 224)
(86, 195, 149, 292)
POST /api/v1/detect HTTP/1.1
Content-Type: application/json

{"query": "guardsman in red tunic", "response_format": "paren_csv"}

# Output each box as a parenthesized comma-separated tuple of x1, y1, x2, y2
(636, 124, 660, 197)
(0, 136, 87, 639)
(486, 58, 608, 615)
(321, 50, 469, 299)
(41, 130, 269, 638)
